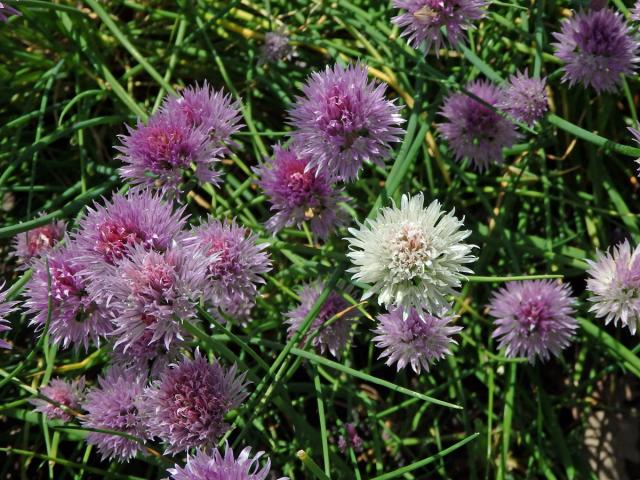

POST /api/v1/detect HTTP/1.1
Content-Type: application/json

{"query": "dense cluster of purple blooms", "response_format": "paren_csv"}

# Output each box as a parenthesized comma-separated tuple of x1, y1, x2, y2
(3, 2, 640, 477)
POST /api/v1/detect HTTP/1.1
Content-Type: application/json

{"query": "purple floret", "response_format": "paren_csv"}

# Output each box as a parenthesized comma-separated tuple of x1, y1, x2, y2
(0, 282, 18, 349)
(488, 280, 578, 363)
(288, 62, 405, 181)
(552, 8, 639, 94)
(184, 218, 271, 322)
(81, 367, 149, 462)
(438, 80, 520, 170)
(143, 350, 249, 454)
(285, 282, 357, 359)
(31, 377, 85, 422)
(373, 307, 461, 373)
(168, 444, 287, 480)
(392, 0, 486, 55)
(497, 71, 548, 126)
(24, 243, 113, 350)
(255, 144, 348, 240)
(0, 2, 20, 21)
(12, 217, 66, 268)
(160, 81, 243, 156)
(260, 30, 294, 64)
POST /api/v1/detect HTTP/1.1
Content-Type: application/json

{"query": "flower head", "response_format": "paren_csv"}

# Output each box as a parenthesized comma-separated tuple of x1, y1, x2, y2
(497, 71, 548, 125)
(168, 445, 287, 480)
(255, 145, 348, 239)
(117, 112, 222, 191)
(288, 62, 404, 181)
(488, 280, 578, 362)
(24, 244, 113, 350)
(184, 218, 270, 322)
(586, 240, 640, 335)
(438, 80, 520, 170)
(260, 30, 294, 64)
(373, 307, 461, 373)
(633, 1, 640, 22)
(0, 282, 18, 349)
(12, 218, 66, 268)
(392, 0, 486, 55)
(144, 351, 249, 454)
(81, 367, 149, 462)
(30, 377, 85, 422)
(0, 2, 20, 21)
(94, 244, 210, 354)
(285, 282, 356, 358)
(160, 82, 242, 156)
(346, 193, 476, 313)
(552, 8, 639, 94)
(73, 189, 187, 282)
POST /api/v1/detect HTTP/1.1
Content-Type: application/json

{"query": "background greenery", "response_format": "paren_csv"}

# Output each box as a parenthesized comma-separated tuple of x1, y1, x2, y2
(1, 0, 639, 478)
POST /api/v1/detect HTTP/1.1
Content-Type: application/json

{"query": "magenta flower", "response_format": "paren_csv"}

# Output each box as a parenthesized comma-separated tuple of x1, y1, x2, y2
(0, 282, 18, 349)
(285, 282, 356, 358)
(552, 8, 639, 94)
(373, 307, 461, 373)
(73, 189, 187, 283)
(586, 240, 640, 335)
(488, 280, 578, 363)
(497, 71, 548, 126)
(161, 81, 242, 156)
(255, 145, 348, 240)
(438, 80, 520, 170)
(93, 244, 210, 354)
(30, 377, 85, 422)
(184, 218, 271, 322)
(12, 217, 66, 268)
(0, 2, 20, 21)
(81, 367, 149, 462)
(168, 445, 287, 480)
(117, 112, 222, 191)
(24, 244, 113, 350)
(288, 62, 405, 181)
(392, 0, 486, 55)
(144, 351, 249, 454)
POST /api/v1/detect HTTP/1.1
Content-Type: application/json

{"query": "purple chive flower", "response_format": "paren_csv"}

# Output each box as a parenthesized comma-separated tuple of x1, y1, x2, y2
(73, 189, 187, 283)
(373, 307, 461, 373)
(117, 112, 222, 191)
(161, 82, 243, 156)
(488, 280, 578, 363)
(338, 423, 364, 454)
(392, 0, 486, 55)
(255, 145, 348, 240)
(0, 283, 18, 349)
(586, 240, 640, 335)
(260, 30, 294, 64)
(24, 244, 113, 350)
(0, 2, 20, 21)
(497, 71, 548, 126)
(12, 218, 66, 268)
(184, 218, 271, 322)
(438, 80, 520, 170)
(144, 351, 249, 454)
(30, 377, 85, 422)
(81, 367, 149, 462)
(288, 62, 405, 181)
(552, 8, 639, 94)
(285, 282, 356, 359)
(633, 2, 640, 22)
(94, 244, 210, 354)
(168, 445, 287, 480)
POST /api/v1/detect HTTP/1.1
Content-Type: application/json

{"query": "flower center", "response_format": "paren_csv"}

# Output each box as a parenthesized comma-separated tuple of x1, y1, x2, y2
(207, 237, 239, 280)
(26, 225, 58, 256)
(413, 1, 460, 25)
(147, 127, 192, 170)
(389, 224, 433, 281)
(321, 86, 368, 147)
(96, 219, 147, 264)
(517, 297, 552, 334)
